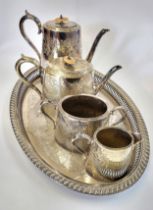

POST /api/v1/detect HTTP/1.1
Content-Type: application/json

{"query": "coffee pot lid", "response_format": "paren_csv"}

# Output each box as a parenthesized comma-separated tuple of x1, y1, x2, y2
(43, 15, 80, 32)
(46, 56, 92, 78)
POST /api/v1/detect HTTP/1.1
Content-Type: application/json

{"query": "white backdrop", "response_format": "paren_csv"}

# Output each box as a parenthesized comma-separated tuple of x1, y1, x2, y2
(0, 0, 153, 209)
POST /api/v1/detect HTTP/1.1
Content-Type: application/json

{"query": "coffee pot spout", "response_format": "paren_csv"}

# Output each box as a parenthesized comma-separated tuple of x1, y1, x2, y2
(86, 28, 110, 63)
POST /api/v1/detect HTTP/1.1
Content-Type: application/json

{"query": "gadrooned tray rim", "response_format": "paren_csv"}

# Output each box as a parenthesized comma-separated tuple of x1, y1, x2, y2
(10, 68, 150, 195)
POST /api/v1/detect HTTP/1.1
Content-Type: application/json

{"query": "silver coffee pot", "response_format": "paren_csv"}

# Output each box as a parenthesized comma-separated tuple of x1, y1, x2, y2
(19, 10, 109, 67)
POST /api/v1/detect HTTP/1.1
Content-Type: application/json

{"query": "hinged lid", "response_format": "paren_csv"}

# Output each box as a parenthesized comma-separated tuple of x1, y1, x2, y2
(46, 56, 92, 78)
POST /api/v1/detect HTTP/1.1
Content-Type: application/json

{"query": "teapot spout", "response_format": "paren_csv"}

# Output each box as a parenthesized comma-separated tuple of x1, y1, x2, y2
(86, 28, 110, 63)
(95, 65, 122, 94)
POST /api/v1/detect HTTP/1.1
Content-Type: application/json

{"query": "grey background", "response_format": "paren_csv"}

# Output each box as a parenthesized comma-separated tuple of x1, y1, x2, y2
(0, 0, 153, 209)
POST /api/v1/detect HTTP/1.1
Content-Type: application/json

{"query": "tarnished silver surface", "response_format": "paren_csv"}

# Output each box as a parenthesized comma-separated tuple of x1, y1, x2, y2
(15, 54, 122, 102)
(19, 11, 110, 66)
(41, 94, 124, 153)
(90, 127, 140, 179)
(10, 68, 150, 195)
(19, 11, 81, 61)
(41, 94, 127, 153)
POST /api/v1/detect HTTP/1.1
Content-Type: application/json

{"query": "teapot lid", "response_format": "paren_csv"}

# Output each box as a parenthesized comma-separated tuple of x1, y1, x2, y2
(46, 56, 92, 78)
(43, 15, 80, 32)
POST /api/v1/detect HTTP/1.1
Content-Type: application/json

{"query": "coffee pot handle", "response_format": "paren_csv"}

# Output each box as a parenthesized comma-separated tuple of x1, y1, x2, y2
(19, 10, 42, 60)
(15, 54, 42, 98)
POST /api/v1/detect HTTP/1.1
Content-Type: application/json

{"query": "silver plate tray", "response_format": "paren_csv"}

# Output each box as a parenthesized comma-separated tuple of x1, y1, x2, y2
(10, 68, 150, 195)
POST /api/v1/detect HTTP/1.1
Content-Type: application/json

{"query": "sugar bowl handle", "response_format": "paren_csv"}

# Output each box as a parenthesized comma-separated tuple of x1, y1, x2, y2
(132, 132, 142, 148)
(19, 10, 42, 60)
(104, 106, 128, 127)
(15, 54, 42, 98)
(40, 100, 57, 129)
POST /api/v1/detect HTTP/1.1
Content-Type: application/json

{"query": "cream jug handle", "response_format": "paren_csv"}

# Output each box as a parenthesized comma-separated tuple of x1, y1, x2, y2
(15, 54, 42, 98)
(72, 133, 92, 154)
(19, 10, 42, 60)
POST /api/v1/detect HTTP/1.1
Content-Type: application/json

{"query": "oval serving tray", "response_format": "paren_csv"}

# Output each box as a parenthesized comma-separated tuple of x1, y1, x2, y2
(10, 68, 150, 195)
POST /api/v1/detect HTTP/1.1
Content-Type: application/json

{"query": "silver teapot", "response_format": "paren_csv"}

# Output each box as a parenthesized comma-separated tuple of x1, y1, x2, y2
(15, 55, 121, 100)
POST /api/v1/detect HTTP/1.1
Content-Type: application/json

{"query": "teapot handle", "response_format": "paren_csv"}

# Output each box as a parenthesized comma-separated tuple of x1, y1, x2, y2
(19, 10, 42, 60)
(15, 54, 42, 99)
